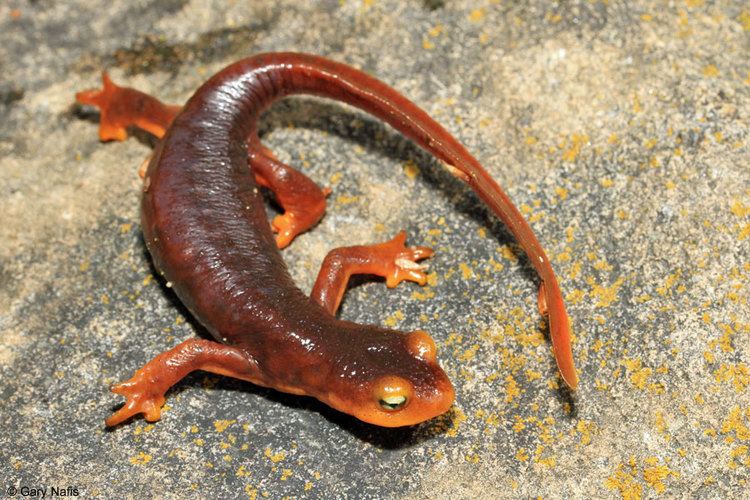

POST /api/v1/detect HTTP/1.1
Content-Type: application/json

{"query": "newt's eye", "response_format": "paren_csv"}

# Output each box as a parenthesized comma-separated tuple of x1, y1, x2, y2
(379, 395, 407, 411)
(373, 376, 412, 412)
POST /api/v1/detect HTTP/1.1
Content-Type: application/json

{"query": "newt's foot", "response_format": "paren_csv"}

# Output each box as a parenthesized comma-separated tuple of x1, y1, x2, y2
(272, 212, 302, 249)
(272, 188, 331, 249)
(76, 72, 129, 142)
(105, 372, 166, 427)
(380, 231, 434, 288)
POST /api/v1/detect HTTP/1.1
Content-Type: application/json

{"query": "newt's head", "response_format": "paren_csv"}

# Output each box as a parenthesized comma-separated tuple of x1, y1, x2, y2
(322, 329, 455, 427)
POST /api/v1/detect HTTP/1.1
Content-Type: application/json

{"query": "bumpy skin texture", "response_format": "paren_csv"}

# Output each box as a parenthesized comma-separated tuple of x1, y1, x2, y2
(79, 52, 576, 428)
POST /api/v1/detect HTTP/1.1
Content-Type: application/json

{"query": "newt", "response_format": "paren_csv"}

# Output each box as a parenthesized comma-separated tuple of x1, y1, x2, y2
(76, 53, 577, 428)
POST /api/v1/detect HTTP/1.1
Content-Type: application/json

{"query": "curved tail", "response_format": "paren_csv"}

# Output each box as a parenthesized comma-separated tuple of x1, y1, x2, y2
(260, 53, 578, 388)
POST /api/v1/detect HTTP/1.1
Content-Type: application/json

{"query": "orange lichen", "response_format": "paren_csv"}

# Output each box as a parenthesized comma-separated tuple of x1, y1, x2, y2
(504, 375, 522, 403)
(129, 452, 152, 465)
(643, 457, 680, 494)
(264, 448, 286, 463)
(622, 358, 652, 390)
(575, 419, 595, 446)
(587, 276, 624, 307)
(402, 159, 419, 179)
(721, 406, 750, 441)
(714, 363, 750, 393)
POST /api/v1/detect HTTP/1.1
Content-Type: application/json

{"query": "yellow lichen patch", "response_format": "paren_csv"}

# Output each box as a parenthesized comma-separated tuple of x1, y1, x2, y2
(566, 288, 585, 305)
(280, 468, 293, 481)
(459, 262, 474, 280)
(730, 445, 750, 469)
(587, 276, 625, 307)
(498, 245, 519, 261)
(739, 11, 750, 30)
(714, 363, 750, 393)
(502, 377, 529, 408)
(562, 134, 589, 162)
(565, 226, 576, 243)
(731, 201, 750, 217)
(709, 323, 735, 353)
(600, 178, 614, 188)
(515, 447, 529, 462)
(468, 8, 485, 22)
(411, 288, 435, 301)
(533, 444, 557, 468)
(129, 452, 152, 465)
(428, 23, 444, 37)
(458, 344, 479, 362)
(525, 369, 542, 382)
(605, 459, 643, 500)
(643, 457, 680, 494)
(656, 269, 681, 296)
(623, 358, 653, 390)
(576, 419, 595, 446)
(264, 448, 286, 463)
(402, 159, 419, 179)
(702, 64, 720, 78)
(384, 309, 405, 327)
(426, 272, 438, 286)
(721, 406, 750, 442)
(655, 410, 670, 441)
(445, 407, 467, 437)
(555, 186, 569, 200)
(244, 485, 258, 500)
(329, 172, 343, 185)
(336, 194, 359, 205)
(214, 419, 236, 433)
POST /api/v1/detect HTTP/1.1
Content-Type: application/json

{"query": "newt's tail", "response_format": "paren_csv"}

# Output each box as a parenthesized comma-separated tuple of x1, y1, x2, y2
(247, 53, 578, 388)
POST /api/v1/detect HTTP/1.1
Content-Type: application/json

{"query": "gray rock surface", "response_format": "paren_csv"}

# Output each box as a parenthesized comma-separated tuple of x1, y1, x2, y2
(1, 0, 749, 498)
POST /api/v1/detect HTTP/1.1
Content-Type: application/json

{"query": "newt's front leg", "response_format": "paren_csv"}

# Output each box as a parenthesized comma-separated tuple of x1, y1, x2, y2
(106, 338, 259, 427)
(311, 231, 433, 315)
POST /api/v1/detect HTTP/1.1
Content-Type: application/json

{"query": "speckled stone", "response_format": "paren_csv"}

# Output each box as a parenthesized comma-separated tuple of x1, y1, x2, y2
(1, 1, 749, 498)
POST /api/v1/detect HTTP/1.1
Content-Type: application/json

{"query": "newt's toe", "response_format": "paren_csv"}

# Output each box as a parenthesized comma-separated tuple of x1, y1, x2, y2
(106, 375, 166, 427)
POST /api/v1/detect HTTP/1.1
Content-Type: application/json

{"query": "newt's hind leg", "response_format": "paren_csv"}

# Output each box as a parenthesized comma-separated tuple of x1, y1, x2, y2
(76, 72, 180, 142)
(248, 142, 331, 249)
(106, 338, 259, 427)
(311, 231, 433, 315)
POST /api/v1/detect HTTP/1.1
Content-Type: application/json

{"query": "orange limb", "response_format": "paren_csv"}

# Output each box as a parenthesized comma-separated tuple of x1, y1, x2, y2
(311, 231, 433, 315)
(76, 72, 180, 142)
(248, 144, 331, 249)
(106, 338, 259, 427)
